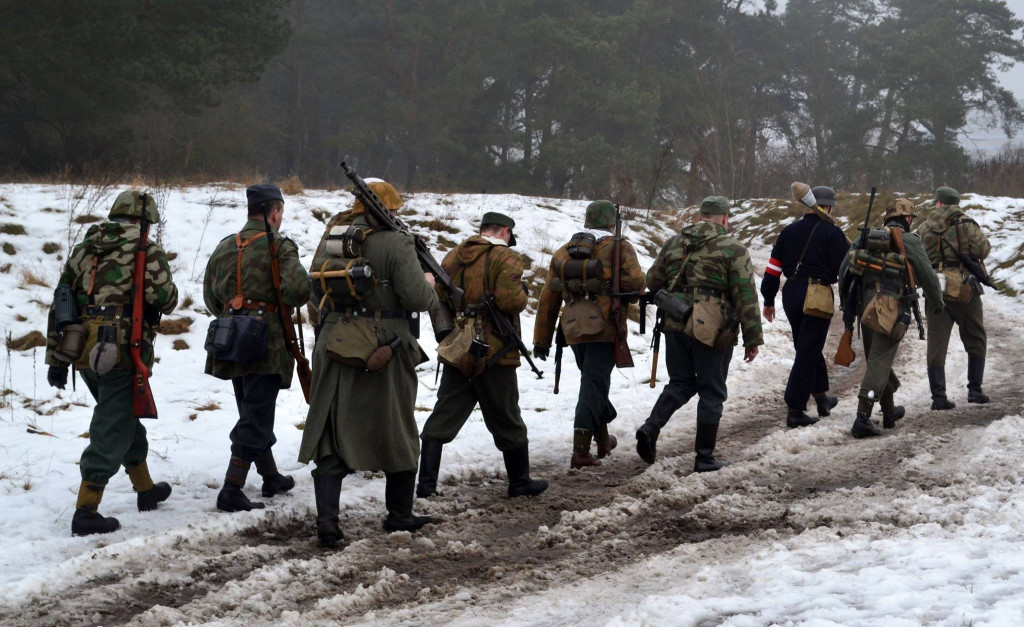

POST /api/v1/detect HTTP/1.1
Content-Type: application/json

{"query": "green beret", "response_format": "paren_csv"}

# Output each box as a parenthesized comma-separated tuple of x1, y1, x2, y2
(481, 211, 517, 246)
(108, 190, 160, 223)
(936, 186, 960, 205)
(585, 200, 616, 230)
(699, 195, 731, 216)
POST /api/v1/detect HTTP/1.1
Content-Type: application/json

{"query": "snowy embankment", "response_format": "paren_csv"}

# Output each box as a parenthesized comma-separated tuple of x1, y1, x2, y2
(0, 183, 1022, 625)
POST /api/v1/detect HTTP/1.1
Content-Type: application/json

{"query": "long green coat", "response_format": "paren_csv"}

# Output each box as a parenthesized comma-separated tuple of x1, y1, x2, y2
(298, 218, 439, 472)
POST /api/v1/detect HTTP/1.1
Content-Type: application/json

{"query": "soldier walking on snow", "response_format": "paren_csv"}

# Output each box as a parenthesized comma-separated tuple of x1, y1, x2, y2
(533, 201, 646, 469)
(917, 187, 993, 409)
(839, 199, 944, 437)
(635, 196, 762, 471)
(203, 184, 310, 512)
(760, 186, 849, 428)
(417, 212, 548, 500)
(45, 191, 178, 536)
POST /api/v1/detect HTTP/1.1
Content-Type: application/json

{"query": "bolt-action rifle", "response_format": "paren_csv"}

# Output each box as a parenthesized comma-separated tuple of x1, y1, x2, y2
(835, 186, 877, 367)
(553, 325, 566, 394)
(889, 227, 926, 340)
(482, 295, 543, 379)
(130, 194, 158, 418)
(610, 205, 634, 369)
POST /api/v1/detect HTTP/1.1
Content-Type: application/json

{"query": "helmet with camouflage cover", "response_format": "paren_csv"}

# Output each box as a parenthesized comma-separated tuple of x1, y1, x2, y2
(108, 190, 160, 223)
(352, 178, 403, 214)
(885, 198, 918, 220)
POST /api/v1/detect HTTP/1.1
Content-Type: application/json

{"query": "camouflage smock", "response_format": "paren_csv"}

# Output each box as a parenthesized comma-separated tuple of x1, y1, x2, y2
(533, 231, 646, 348)
(298, 217, 439, 472)
(917, 205, 992, 270)
(439, 235, 528, 368)
(647, 221, 764, 347)
(45, 221, 178, 369)
(203, 219, 311, 387)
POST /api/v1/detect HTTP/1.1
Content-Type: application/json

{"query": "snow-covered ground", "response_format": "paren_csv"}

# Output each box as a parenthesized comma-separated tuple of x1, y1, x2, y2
(0, 183, 1021, 625)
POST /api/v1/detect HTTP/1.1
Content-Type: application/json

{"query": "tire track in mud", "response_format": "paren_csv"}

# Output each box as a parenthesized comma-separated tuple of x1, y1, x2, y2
(3, 316, 1021, 626)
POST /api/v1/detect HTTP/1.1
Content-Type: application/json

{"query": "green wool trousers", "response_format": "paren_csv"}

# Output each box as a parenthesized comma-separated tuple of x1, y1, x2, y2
(926, 294, 986, 367)
(645, 332, 732, 432)
(857, 325, 901, 404)
(570, 342, 618, 433)
(79, 369, 149, 485)
(421, 364, 528, 451)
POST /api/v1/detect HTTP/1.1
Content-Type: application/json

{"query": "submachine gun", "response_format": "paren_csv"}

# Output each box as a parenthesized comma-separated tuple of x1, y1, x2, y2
(615, 289, 692, 388)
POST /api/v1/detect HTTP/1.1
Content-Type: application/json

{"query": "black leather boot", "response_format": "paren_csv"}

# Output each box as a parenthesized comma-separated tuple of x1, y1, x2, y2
(813, 392, 839, 417)
(967, 355, 990, 404)
(928, 366, 956, 410)
(416, 439, 443, 499)
(503, 445, 548, 497)
(255, 448, 295, 498)
(694, 422, 728, 473)
(72, 481, 120, 536)
(126, 461, 171, 512)
(383, 470, 434, 532)
(217, 457, 265, 512)
(880, 393, 905, 429)
(851, 397, 882, 438)
(635, 424, 658, 464)
(313, 473, 344, 547)
(786, 407, 819, 428)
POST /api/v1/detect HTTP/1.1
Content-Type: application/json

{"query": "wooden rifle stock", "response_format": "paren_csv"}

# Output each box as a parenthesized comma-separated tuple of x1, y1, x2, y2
(130, 194, 158, 419)
(834, 328, 855, 367)
(264, 211, 312, 403)
(611, 205, 634, 368)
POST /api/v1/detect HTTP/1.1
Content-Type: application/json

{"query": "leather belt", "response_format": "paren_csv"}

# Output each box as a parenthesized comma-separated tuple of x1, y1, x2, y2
(337, 307, 413, 320)
(86, 305, 123, 318)
(224, 301, 278, 314)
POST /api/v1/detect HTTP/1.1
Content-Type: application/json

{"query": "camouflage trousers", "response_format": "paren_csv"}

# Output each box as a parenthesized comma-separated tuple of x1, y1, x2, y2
(644, 332, 732, 433)
(926, 294, 986, 367)
(857, 325, 901, 404)
(421, 365, 528, 452)
(570, 342, 617, 433)
(79, 369, 149, 484)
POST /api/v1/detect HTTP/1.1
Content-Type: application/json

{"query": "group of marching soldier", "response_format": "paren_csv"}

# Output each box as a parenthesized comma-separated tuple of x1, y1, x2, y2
(43, 176, 993, 544)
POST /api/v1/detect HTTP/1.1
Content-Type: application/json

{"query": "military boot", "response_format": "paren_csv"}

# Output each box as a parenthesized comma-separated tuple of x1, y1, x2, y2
(313, 473, 344, 547)
(851, 397, 882, 438)
(635, 424, 659, 464)
(416, 439, 443, 499)
(693, 422, 728, 473)
(880, 393, 905, 429)
(126, 461, 172, 512)
(255, 448, 295, 498)
(786, 407, 819, 428)
(928, 366, 956, 410)
(71, 481, 120, 536)
(967, 355, 990, 404)
(813, 392, 839, 417)
(503, 445, 548, 497)
(570, 429, 601, 469)
(595, 423, 618, 459)
(216, 457, 265, 512)
(383, 470, 434, 532)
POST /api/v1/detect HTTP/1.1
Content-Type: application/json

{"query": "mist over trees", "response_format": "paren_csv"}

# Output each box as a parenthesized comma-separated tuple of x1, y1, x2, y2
(2, 0, 1023, 205)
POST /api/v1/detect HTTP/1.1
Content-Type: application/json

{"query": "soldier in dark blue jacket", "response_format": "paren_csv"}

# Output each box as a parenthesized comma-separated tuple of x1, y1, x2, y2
(761, 186, 850, 427)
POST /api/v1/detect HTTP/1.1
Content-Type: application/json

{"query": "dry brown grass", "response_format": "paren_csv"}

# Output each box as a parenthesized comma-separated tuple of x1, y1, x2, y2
(19, 269, 48, 288)
(157, 316, 193, 335)
(172, 339, 189, 350)
(7, 330, 45, 351)
(73, 214, 102, 224)
(181, 295, 195, 309)
(0, 263, 11, 274)
(193, 400, 221, 412)
(3, 243, 15, 255)
(276, 174, 304, 195)
(42, 242, 60, 255)
(14, 314, 27, 322)
(0, 224, 26, 235)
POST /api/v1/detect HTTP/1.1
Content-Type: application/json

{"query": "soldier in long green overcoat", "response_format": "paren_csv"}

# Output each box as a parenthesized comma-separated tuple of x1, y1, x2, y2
(298, 179, 438, 546)
(204, 184, 310, 512)
(45, 190, 178, 536)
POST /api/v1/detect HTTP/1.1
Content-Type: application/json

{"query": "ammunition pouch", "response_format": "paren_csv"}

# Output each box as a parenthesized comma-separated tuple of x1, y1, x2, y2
(713, 315, 741, 352)
(204, 314, 268, 363)
(567, 232, 597, 259)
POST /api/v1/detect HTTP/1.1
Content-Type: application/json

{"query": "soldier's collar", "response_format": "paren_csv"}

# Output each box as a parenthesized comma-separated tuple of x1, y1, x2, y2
(243, 218, 280, 235)
(480, 235, 508, 247)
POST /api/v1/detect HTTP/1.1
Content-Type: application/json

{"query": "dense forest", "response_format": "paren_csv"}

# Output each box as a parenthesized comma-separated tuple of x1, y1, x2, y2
(3, 0, 1024, 204)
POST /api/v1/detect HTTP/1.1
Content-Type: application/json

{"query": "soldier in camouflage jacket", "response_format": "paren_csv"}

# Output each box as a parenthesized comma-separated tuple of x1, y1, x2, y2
(532, 200, 646, 469)
(203, 184, 310, 513)
(45, 190, 178, 536)
(417, 212, 548, 500)
(635, 196, 763, 472)
(916, 186, 993, 408)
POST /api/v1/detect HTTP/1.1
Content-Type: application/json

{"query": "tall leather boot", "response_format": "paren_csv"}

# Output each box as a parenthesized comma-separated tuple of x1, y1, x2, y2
(635, 423, 659, 464)
(928, 366, 956, 410)
(786, 407, 819, 428)
(71, 481, 120, 536)
(416, 439, 443, 499)
(967, 355, 990, 404)
(383, 470, 434, 532)
(217, 456, 265, 512)
(313, 473, 344, 547)
(503, 444, 548, 497)
(595, 423, 618, 459)
(126, 461, 172, 512)
(694, 422, 728, 473)
(570, 429, 601, 469)
(813, 392, 839, 417)
(880, 393, 905, 429)
(255, 448, 295, 498)
(851, 397, 882, 438)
